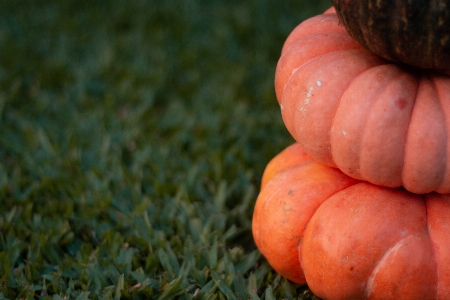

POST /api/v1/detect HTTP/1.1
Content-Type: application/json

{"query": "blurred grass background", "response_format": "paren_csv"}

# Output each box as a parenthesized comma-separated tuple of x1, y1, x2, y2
(0, 0, 330, 298)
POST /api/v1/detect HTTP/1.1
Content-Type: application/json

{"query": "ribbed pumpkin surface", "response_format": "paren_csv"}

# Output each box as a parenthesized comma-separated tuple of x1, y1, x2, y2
(275, 10, 450, 194)
(253, 143, 450, 299)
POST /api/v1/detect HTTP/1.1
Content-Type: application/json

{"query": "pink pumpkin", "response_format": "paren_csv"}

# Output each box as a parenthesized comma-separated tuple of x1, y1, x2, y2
(275, 9, 450, 194)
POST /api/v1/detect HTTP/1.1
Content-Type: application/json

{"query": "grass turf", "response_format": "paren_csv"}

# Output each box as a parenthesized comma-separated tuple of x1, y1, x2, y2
(0, 0, 330, 298)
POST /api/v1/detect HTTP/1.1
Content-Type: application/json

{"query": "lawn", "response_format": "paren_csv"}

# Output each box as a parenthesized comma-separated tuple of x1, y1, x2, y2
(0, 1, 330, 298)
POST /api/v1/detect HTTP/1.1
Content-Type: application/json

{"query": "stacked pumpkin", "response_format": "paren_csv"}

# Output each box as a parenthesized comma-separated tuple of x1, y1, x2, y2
(252, 1, 450, 299)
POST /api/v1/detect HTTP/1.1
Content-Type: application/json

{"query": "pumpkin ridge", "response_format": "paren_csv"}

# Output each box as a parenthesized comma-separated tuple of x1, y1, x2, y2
(281, 32, 354, 58)
(400, 72, 420, 190)
(280, 14, 348, 55)
(276, 31, 362, 103)
(402, 75, 447, 193)
(282, 47, 370, 108)
(342, 65, 384, 179)
(285, 42, 350, 74)
(424, 196, 440, 300)
(431, 75, 449, 193)
(424, 194, 450, 298)
(289, 49, 384, 166)
(433, 75, 450, 193)
(358, 65, 417, 185)
(431, 76, 448, 192)
(331, 64, 403, 179)
(299, 178, 362, 233)
(281, 48, 382, 152)
(365, 234, 415, 298)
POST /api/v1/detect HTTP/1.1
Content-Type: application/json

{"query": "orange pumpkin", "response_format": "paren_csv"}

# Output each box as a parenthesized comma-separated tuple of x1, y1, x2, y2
(253, 143, 450, 299)
(275, 9, 450, 194)
(260, 143, 313, 188)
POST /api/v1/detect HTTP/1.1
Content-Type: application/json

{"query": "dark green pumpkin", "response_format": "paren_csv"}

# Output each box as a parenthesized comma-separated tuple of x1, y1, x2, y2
(331, 0, 450, 71)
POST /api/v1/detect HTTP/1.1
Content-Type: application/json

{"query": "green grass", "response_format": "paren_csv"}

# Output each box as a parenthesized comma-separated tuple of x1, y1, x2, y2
(0, 0, 330, 298)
